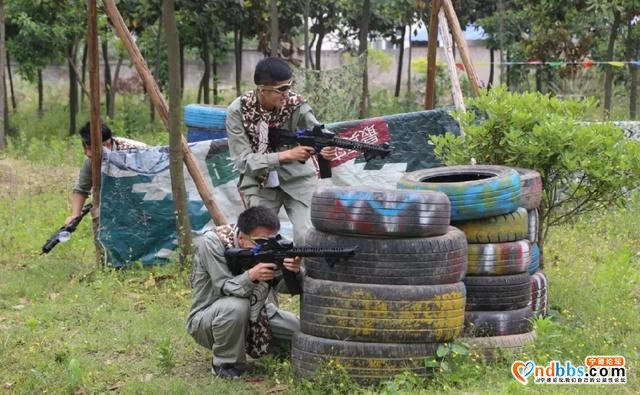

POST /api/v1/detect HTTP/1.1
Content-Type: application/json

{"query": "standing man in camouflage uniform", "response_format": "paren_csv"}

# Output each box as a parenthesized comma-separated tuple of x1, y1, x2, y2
(226, 57, 336, 245)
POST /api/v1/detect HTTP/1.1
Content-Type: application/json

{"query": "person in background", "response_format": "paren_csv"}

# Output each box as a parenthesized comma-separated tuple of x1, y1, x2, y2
(225, 57, 336, 245)
(65, 121, 146, 226)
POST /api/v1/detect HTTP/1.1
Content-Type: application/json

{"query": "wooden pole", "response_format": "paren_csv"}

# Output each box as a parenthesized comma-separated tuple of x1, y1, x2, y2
(438, 9, 466, 116)
(441, 0, 480, 96)
(88, 0, 104, 267)
(103, 0, 228, 226)
(425, 0, 441, 109)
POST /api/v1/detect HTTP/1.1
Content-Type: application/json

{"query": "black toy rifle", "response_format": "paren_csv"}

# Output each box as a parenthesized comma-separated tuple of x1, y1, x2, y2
(224, 234, 356, 295)
(41, 203, 93, 254)
(269, 125, 392, 178)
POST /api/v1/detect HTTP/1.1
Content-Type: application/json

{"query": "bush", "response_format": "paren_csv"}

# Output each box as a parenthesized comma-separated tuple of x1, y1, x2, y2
(430, 86, 640, 251)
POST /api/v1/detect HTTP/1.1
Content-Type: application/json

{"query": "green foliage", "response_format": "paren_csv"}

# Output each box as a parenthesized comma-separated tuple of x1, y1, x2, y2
(431, 86, 640, 244)
(296, 359, 357, 395)
(156, 337, 176, 374)
(367, 48, 393, 72)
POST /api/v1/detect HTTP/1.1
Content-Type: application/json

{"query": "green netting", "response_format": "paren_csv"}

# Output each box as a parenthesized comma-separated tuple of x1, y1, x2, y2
(293, 55, 365, 123)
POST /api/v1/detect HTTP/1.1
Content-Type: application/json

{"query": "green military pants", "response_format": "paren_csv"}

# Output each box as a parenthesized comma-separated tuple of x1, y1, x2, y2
(246, 188, 312, 246)
(189, 296, 300, 366)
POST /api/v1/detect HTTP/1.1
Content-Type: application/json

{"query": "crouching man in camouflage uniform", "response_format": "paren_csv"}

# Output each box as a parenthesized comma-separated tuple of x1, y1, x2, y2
(186, 206, 302, 379)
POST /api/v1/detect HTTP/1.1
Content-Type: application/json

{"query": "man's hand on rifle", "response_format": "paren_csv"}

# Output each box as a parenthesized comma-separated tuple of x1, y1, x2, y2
(319, 146, 337, 161)
(279, 146, 315, 162)
(248, 262, 277, 282)
(282, 256, 302, 273)
(64, 215, 78, 227)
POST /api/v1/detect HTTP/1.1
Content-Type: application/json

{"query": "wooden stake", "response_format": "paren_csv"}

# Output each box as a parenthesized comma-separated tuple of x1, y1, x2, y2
(441, 0, 480, 96)
(438, 9, 466, 116)
(88, 0, 104, 267)
(425, 0, 441, 110)
(103, 0, 228, 226)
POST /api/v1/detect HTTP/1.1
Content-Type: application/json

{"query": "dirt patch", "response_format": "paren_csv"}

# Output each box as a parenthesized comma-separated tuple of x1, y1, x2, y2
(0, 158, 77, 199)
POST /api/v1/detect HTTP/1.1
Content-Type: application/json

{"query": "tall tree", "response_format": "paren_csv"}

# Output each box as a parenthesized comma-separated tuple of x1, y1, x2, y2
(163, 0, 192, 266)
(0, 0, 5, 150)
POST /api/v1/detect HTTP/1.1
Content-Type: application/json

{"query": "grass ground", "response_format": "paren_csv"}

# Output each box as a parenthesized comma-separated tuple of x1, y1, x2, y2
(1, 84, 639, 394)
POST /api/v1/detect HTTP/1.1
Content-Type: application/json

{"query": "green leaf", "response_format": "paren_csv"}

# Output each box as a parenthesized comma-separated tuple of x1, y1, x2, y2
(436, 344, 450, 358)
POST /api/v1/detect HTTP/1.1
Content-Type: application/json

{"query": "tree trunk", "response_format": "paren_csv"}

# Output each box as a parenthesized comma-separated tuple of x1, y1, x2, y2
(304, 0, 310, 69)
(0, 0, 5, 150)
(234, 27, 243, 96)
(6, 50, 14, 110)
(108, 54, 123, 119)
(406, 28, 412, 99)
(81, 42, 88, 107)
(163, 0, 192, 267)
(197, 74, 203, 103)
(68, 42, 79, 135)
(269, 0, 279, 56)
(102, 38, 112, 117)
(37, 69, 43, 116)
(535, 65, 542, 92)
(180, 40, 185, 94)
(631, 65, 637, 120)
(488, 48, 494, 88)
(212, 59, 218, 104)
(315, 31, 325, 71)
(498, 0, 505, 85)
(202, 35, 210, 104)
(603, 9, 621, 120)
(358, 0, 371, 118)
(151, 16, 163, 122)
(394, 26, 405, 98)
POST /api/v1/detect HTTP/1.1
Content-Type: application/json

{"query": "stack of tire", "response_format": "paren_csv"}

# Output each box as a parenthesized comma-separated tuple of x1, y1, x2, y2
(398, 165, 537, 361)
(514, 168, 549, 318)
(183, 104, 227, 143)
(291, 187, 468, 384)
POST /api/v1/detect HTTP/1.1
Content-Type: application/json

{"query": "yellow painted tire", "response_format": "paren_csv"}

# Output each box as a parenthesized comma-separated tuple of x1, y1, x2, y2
(292, 332, 440, 385)
(301, 278, 465, 343)
(453, 207, 528, 243)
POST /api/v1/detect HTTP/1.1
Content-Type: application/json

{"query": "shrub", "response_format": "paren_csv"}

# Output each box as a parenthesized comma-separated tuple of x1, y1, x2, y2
(430, 86, 640, 254)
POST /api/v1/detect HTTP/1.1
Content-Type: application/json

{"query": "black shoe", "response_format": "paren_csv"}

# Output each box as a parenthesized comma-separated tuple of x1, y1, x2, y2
(212, 363, 243, 379)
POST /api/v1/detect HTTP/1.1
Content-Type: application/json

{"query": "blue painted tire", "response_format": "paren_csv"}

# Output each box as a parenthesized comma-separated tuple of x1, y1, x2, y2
(184, 104, 227, 129)
(187, 127, 227, 143)
(398, 165, 521, 221)
(311, 186, 451, 237)
(528, 243, 540, 274)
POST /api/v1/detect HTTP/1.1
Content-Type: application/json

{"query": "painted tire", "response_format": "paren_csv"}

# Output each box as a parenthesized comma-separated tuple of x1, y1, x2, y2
(304, 227, 467, 285)
(513, 167, 542, 210)
(530, 270, 548, 316)
(292, 332, 440, 385)
(461, 331, 536, 362)
(528, 243, 540, 274)
(466, 240, 531, 276)
(310, 187, 451, 237)
(453, 207, 528, 243)
(397, 165, 521, 221)
(301, 278, 465, 343)
(463, 307, 534, 337)
(184, 104, 227, 129)
(464, 273, 531, 311)
(528, 208, 539, 243)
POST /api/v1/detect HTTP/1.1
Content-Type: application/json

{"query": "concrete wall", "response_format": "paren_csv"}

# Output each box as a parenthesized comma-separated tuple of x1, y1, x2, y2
(40, 44, 501, 93)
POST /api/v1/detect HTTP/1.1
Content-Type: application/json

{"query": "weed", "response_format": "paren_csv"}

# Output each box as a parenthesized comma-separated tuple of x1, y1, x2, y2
(156, 337, 176, 374)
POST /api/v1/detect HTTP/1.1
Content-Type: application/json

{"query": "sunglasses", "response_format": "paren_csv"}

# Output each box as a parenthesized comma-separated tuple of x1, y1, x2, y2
(259, 81, 294, 93)
(249, 234, 280, 246)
